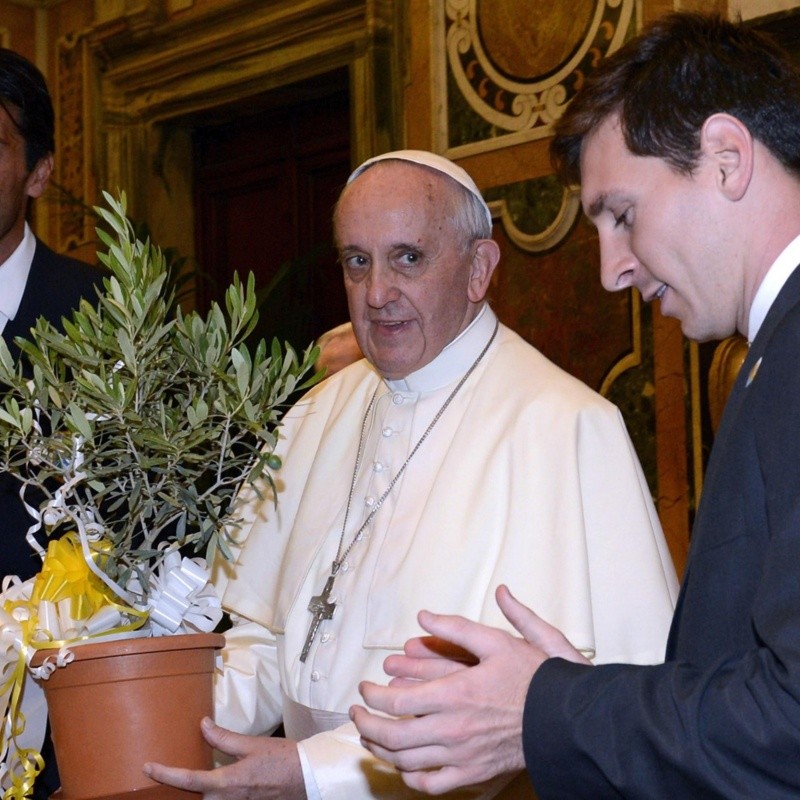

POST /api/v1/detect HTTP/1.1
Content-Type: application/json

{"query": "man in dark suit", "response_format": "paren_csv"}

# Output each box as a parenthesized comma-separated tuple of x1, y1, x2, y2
(0, 46, 101, 580)
(350, 13, 800, 798)
(0, 47, 100, 800)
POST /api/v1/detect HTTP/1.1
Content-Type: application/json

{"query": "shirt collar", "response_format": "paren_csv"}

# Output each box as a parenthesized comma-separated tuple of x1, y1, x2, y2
(385, 304, 497, 393)
(0, 223, 36, 322)
(748, 232, 800, 342)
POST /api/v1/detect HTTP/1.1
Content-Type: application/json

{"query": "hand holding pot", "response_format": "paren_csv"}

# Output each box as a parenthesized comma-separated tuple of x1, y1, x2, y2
(143, 717, 306, 800)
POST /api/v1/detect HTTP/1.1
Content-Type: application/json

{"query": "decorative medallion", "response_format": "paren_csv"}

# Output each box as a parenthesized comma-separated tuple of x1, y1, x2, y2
(438, 0, 635, 156)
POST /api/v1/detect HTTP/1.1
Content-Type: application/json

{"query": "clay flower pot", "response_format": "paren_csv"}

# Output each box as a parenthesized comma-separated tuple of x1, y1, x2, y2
(31, 632, 224, 800)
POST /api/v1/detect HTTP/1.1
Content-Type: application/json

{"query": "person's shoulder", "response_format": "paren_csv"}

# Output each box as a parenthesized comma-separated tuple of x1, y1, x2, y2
(290, 356, 376, 412)
(315, 354, 372, 386)
(33, 238, 105, 284)
(491, 323, 613, 411)
(33, 236, 102, 276)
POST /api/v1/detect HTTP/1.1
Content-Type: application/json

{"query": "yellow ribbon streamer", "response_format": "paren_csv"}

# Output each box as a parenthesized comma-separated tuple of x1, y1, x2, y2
(0, 618, 43, 800)
(1, 534, 149, 799)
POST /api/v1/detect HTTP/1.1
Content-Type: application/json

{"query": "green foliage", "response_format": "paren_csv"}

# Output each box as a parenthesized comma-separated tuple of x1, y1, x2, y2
(0, 191, 320, 599)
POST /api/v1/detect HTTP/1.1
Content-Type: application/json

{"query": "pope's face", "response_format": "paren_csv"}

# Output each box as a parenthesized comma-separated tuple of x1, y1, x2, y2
(335, 163, 482, 379)
(580, 114, 743, 342)
(0, 102, 51, 264)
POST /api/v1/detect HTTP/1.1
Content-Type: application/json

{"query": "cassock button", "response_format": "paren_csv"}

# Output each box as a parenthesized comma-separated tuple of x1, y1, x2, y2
(311, 671, 321, 682)
(382, 427, 393, 437)
(392, 393, 404, 405)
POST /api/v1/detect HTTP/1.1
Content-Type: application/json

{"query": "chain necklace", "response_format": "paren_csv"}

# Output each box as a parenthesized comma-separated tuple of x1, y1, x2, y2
(300, 319, 499, 662)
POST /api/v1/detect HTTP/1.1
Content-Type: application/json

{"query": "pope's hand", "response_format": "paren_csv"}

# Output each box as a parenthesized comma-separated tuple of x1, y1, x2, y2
(143, 718, 306, 800)
(350, 585, 591, 795)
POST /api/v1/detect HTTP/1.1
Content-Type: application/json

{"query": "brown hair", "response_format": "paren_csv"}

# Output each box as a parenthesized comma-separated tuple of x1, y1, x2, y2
(550, 13, 800, 185)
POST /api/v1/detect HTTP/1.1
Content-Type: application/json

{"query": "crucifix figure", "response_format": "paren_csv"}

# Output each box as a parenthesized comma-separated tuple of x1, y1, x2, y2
(300, 571, 337, 662)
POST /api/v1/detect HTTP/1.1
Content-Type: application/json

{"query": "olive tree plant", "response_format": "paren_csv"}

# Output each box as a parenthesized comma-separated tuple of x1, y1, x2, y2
(0, 192, 318, 619)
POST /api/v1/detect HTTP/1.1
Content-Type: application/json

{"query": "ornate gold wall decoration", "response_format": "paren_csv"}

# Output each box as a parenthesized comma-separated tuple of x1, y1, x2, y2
(437, 0, 635, 157)
(484, 176, 581, 253)
(55, 33, 94, 252)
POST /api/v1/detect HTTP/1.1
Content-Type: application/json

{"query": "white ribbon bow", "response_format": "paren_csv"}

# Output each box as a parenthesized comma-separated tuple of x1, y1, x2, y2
(144, 552, 222, 637)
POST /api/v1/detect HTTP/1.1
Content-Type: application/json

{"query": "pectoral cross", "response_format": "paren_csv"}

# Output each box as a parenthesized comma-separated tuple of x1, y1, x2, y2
(300, 571, 337, 662)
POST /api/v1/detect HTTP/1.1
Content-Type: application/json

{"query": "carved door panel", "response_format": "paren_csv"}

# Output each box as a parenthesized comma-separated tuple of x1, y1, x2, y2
(193, 74, 351, 352)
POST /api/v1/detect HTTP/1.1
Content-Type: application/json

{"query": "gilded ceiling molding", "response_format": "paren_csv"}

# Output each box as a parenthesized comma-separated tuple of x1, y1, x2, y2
(80, 0, 402, 221)
(436, 0, 635, 158)
(2, 0, 67, 7)
(93, 0, 165, 34)
(90, 0, 368, 120)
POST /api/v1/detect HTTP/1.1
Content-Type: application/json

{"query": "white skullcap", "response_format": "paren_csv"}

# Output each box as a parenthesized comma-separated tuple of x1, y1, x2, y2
(347, 149, 493, 231)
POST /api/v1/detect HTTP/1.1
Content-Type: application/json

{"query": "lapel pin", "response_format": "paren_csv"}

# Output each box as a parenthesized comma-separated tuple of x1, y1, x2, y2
(745, 356, 762, 387)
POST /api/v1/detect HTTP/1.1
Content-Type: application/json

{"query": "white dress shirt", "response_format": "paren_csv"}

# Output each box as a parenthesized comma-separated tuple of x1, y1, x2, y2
(0, 223, 36, 335)
(748, 233, 800, 342)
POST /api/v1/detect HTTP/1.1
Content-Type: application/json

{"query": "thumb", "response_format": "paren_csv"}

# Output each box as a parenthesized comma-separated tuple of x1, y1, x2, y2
(416, 609, 510, 661)
(497, 585, 591, 665)
(495, 584, 550, 642)
(199, 717, 252, 758)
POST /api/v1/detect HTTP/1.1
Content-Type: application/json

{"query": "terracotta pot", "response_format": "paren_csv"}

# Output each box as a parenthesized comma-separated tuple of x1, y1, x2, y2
(31, 632, 225, 800)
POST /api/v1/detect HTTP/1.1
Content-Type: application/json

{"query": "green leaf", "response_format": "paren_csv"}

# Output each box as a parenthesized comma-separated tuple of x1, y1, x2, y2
(67, 403, 93, 440)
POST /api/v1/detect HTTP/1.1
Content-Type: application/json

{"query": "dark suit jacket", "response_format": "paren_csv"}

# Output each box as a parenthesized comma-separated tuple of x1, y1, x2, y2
(523, 265, 800, 798)
(1, 238, 103, 583)
(0, 238, 102, 800)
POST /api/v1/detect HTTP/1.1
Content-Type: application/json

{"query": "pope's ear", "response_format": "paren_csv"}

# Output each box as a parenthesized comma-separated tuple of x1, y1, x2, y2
(701, 113, 753, 201)
(467, 238, 500, 303)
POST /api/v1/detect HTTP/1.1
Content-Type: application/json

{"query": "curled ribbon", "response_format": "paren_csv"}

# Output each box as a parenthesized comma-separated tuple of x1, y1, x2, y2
(0, 579, 44, 799)
(20, 429, 136, 610)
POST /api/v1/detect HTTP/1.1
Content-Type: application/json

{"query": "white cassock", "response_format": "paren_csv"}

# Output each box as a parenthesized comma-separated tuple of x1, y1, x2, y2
(213, 305, 679, 800)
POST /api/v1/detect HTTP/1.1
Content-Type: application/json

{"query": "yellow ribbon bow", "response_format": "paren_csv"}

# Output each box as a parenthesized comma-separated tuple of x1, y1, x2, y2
(29, 533, 114, 622)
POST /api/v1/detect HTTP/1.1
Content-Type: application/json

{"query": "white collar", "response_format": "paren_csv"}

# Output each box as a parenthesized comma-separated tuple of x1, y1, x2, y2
(748, 232, 800, 343)
(384, 304, 497, 393)
(0, 223, 36, 322)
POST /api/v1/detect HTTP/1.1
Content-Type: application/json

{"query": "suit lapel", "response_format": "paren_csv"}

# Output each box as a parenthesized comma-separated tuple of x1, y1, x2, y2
(714, 263, 800, 444)
(667, 263, 800, 657)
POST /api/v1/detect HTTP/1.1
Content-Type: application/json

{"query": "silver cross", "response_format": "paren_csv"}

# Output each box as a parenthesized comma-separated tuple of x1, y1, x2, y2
(300, 572, 336, 663)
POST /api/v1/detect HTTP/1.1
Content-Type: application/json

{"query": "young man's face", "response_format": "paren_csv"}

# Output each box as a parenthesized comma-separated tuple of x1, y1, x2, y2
(0, 102, 51, 264)
(580, 114, 742, 342)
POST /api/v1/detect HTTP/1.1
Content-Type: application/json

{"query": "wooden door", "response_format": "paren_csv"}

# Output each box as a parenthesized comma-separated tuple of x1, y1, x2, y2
(193, 71, 351, 353)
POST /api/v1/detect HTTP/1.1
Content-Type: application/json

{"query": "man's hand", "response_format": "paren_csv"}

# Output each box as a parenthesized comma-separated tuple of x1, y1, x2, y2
(143, 718, 306, 800)
(350, 585, 590, 795)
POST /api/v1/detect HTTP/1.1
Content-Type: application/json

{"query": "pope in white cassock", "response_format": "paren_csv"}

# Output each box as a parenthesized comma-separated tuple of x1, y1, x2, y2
(145, 150, 679, 799)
